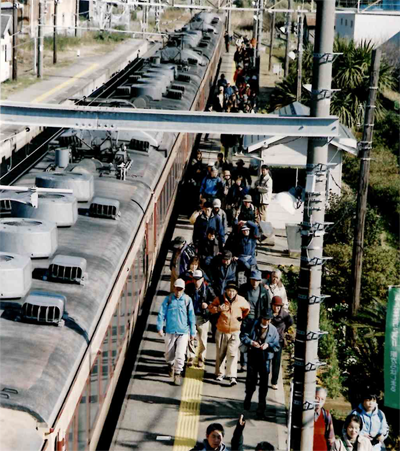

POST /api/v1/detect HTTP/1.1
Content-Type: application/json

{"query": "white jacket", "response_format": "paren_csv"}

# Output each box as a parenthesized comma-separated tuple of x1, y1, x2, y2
(255, 174, 273, 205)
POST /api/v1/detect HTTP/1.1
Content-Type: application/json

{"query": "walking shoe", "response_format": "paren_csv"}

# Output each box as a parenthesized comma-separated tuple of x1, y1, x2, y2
(216, 375, 224, 382)
(174, 374, 182, 386)
(168, 364, 174, 378)
(239, 365, 247, 372)
(186, 358, 194, 368)
(230, 377, 238, 386)
(271, 384, 278, 390)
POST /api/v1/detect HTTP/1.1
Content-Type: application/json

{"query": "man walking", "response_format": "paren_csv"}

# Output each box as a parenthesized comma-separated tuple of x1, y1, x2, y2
(157, 279, 196, 386)
(185, 269, 216, 368)
(241, 309, 280, 417)
(208, 282, 250, 385)
(255, 165, 273, 222)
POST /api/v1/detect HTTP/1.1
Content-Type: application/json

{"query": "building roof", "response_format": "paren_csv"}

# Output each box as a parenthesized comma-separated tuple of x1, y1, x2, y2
(1, 14, 12, 39)
(243, 101, 358, 155)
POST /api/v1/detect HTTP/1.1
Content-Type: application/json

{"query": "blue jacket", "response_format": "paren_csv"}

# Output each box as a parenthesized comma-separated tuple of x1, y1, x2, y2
(211, 255, 238, 296)
(351, 404, 389, 450)
(241, 320, 280, 361)
(157, 293, 196, 336)
(193, 212, 225, 247)
(199, 175, 224, 198)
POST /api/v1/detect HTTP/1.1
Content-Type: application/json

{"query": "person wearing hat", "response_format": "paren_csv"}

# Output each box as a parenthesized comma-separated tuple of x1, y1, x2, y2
(240, 308, 280, 417)
(170, 236, 195, 292)
(238, 269, 269, 372)
(227, 221, 259, 274)
(233, 159, 252, 187)
(199, 166, 224, 204)
(236, 194, 256, 223)
(193, 201, 225, 250)
(210, 249, 238, 297)
(157, 278, 196, 386)
(198, 227, 221, 279)
(208, 282, 250, 385)
(213, 198, 228, 235)
(185, 269, 216, 368)
(270, 296, 293, 390)
(349, 392, 389, 451)
(255, 165, 273, 222)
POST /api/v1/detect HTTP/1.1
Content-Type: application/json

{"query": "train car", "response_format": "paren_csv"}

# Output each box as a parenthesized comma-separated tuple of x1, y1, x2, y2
(0, 12, 223, 451)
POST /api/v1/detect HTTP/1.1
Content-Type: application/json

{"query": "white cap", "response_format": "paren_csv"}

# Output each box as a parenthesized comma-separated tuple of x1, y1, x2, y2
(213, 199, 221, 208)
(174, 278, 185, 289)
(193, 270, 204, 279)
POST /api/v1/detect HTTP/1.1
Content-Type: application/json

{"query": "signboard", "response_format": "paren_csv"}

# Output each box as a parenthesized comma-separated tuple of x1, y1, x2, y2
(384, 286, 400, 409)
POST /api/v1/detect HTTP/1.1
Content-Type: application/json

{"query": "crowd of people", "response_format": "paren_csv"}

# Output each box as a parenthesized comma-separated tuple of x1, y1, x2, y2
(155, 33, 391, 451)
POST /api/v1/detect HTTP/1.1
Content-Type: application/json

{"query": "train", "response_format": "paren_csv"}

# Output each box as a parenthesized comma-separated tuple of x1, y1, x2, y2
(0, 11, 223, 451)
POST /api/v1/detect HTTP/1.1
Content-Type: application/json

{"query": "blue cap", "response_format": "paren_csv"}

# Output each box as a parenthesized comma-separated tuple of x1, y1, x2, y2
(250, 270, 262, 281)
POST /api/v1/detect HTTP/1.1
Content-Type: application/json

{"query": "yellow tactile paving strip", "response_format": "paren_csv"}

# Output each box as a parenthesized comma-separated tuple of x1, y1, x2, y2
(173, 367, 205, 451)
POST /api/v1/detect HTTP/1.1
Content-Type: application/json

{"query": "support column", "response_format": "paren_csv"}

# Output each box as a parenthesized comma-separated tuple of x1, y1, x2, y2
(284, 0, 292, 78)
(290, 1, 336, 450)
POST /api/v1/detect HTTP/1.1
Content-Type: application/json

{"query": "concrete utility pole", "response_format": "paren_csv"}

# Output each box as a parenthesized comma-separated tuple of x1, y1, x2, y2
(350, 49, 381, 318)
(53, 0, 58, 64)
(37, 0, 44, 78)
(12, 0, 18, 80)
(290, 1, 336, 451)
(268, 0, 275, 72)
(256, 0, 263, 63)
(284, 0, 292, 78)
(296, 13, 304, 101)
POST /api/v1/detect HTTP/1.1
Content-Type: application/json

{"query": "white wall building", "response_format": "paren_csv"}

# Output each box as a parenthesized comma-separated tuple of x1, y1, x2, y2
(335, 9, 400, 45)
(1, 14, 12, 82)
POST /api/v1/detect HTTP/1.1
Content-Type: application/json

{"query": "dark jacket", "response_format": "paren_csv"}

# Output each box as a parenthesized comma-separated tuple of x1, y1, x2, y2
(237, 204, 256, 222)
(271, 309, 293, 341)
(239, 282, 269, 320)
(193, 212, 225, 248)
(227, 183, 248, 207)
(229, 221, 258, 258)
(241, 320, 280, 361)
(210, 256, 238, 296)
(198, 237, 220, 267)
(190, 421, 245, 451)
(185, 280, 215, 319)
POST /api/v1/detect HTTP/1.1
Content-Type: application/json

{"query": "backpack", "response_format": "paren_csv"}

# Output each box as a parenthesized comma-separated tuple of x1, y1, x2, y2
(184, 243, 197, 260)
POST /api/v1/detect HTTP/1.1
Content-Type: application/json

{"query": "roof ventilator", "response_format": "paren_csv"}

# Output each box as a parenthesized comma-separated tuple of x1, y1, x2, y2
(168, 90, 183, 100)
(188, 58, 198, 65)
(129, 139, 149, 152)
(35, 172, 94, 203)
(49, 255, 88, 285)
(0, 252, 32, 299)
(89, 197, 120, 220)
(171, 84, 185, 92)
(178, 74, 191, 82)
(22, 291, 66, 326)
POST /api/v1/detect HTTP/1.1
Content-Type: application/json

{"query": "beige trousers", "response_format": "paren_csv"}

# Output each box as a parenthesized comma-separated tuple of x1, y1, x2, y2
(259, 204, 268, 222)
(215, 329, 240, 378)
(187, 316, 210, 363)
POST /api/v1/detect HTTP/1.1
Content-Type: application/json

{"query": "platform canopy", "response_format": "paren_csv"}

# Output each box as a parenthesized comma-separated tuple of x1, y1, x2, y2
(243, 102, 357, 155)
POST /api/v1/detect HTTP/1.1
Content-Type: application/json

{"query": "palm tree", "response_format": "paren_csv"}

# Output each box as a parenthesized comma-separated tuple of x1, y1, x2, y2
(267, 38, 396, 128)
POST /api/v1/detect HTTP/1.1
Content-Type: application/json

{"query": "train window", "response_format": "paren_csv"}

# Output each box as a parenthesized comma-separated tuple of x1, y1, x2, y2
(89, 356, 100, 434)
(101, 327, 111, 396)
(77, 386, 88, 450)
(120, 282, 127, 339)
(111, 303, 120, 369)
(66, 414, 76, 450)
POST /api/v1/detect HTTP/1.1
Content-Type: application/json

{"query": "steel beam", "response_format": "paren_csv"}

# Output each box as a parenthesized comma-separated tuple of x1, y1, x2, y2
(0, 102, 340, 137)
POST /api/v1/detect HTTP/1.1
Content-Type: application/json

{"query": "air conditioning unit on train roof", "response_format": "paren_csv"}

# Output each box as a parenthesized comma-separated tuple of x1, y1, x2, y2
(35, 172, 94, 203)
(49, 255, 88, 285)
(0, 252, 32, 299)
(89, 197, 120, 220)
(22, 291, 66, 326)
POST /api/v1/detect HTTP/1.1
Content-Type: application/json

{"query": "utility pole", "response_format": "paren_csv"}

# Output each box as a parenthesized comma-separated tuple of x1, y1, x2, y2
(12, 0, 18, 80)
(290, 1, 335, 451)
(75, 0, 79, 37)
(268, 0, 275, 72)
(37, 0, 44, 78)
(350, 49, 381, 318)
(53, 0, 58, 64)
(252, 0, 258, 67)
(296, 13, 304, 101)
(284, 0, 292, 78)
(256, 0, 263, 65)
